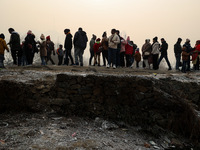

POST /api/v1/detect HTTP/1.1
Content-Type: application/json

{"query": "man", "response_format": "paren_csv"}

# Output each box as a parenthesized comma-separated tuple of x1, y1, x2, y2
(157, 38, 172, 70)
(73, 27, 88, 66)
(174, 38, 182, 71)
(8, 28, 20, 65)
(46, 35, 55, 65)
(183, 39, 192, 71)
(107, 29, 120, 69)
(64, 29, 74, 65)
(89, 34, 96, 66)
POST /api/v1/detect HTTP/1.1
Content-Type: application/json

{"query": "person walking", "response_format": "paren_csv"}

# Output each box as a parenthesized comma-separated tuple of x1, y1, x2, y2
(0, 34, 9, 68)
(8, 28, 20, 65)
(101, 32, 109, 66)
(174, 38, 182, 71)
(46, 35, 55, 65)
(107, 29, 120, 69)
(73, 27, 88, 66)
(64, 29, 74, 65)
(89, 34, 96, 66)
(142, 39, 152, 69)
(151, 37, 160, 70)
(157, 38, 172, 70)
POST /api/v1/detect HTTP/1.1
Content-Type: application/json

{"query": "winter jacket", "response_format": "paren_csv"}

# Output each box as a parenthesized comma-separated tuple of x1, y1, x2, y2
(39, 40, 47, 57)
(90, 38, 95, 52)
(46, 40, 55, 55)
(174, 42, 182, 55)
(101, 37, 109, 51)
(8, 31, 20, 50)
(192, 44, 200, 61)
(120, 38, 126, 53)
(182, 50, 189, 61)
(108, 33, 120, 49)
(142, 42, 151, 56)
(183, 42, 192, 53)
(134, 51, 141, 62)
(125, 41, 133, 55)
(160, 41, 168, 56)
(57, 48, 64, 56)
(151, 42, 160, 55)
(24, 34, 37, 53)
(93, 42, 101, 53)
(73, 30, 88, 50)
(64, 33, 73, 50)
(0, 38, 9, 55)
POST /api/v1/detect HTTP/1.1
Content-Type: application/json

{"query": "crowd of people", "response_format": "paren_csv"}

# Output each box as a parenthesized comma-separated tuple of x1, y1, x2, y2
(0, 27, 200, 73)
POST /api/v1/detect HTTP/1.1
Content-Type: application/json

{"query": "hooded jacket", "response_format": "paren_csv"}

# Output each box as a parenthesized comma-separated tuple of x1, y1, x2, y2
(64, 33, 73, 50)
(73, 30, 88, 50)
(160, 40, 168, 55)
(8, 31, 20, 50)
(108, 33, 120, 49)
(151, 41, 160, 55)
(0, 38, 9, 55)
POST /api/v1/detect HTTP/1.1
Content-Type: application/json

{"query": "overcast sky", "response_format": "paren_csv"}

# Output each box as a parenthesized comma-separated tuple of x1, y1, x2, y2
(1, 0, 200, 65)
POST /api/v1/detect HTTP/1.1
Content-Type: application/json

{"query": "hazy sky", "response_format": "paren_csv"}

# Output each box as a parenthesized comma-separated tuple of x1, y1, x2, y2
(1, 0, 200, 65)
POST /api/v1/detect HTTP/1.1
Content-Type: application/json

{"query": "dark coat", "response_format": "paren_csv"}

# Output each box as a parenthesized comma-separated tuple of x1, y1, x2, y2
(174, 42, 182, 55)
(9, 32, 20, 50)
(160, 41, 168, 55)
(73, 31, 88, 50)
(64, 33, 73, 50)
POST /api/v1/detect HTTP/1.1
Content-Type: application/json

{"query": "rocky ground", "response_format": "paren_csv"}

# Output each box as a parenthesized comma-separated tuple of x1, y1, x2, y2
(0, 65, 199, 150)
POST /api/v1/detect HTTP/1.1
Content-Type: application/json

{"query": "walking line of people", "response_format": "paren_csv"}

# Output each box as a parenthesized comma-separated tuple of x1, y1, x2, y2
(0, 27, 200, 73)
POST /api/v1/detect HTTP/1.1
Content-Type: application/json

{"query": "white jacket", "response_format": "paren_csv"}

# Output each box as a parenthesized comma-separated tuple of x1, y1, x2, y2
(108, 33, 120, 49)
(152, 42, 160, 54)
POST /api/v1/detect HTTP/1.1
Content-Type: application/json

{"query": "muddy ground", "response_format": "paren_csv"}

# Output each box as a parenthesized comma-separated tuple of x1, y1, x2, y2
(0, 65, 198, 150)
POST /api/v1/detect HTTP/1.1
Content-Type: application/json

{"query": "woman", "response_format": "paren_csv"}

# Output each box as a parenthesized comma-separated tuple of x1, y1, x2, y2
(120, 37, 126, 67)
(142, 39, 151, 69)
(101, 32, 108, 66)
(192, 40, 200, 70)
(151, 37, 160, 70)
(38, 34, 47, 65)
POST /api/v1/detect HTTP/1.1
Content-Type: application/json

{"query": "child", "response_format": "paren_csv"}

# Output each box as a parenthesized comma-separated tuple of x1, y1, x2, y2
(93, 38, 101, 66)
(57, 44, 64, 65)
(133, 48, 141, 68)
(181, 47, 190, 73)
(0, 34, 9, 68)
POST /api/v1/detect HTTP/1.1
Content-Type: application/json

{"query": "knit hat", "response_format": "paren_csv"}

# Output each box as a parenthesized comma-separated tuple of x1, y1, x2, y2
(27, 30, 32, 35)
(40, 34, 45, 40)
(96, 38, 101, 41)
(186, 39, 190, 42)
(46, 35, 50, 40)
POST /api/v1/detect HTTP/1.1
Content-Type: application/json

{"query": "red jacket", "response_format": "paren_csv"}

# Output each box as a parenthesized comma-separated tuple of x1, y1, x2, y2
(192, 44, 200, 61)
(93, 42, 101, 53)
(125, 43, 133, 55)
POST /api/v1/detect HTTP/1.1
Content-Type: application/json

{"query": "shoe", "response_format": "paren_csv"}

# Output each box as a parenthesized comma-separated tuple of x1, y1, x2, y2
(113, 65, 116, 69)
(107, 64, 110, 68)
(98, 64, 100, 67)
(168, 68, 172, 70)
